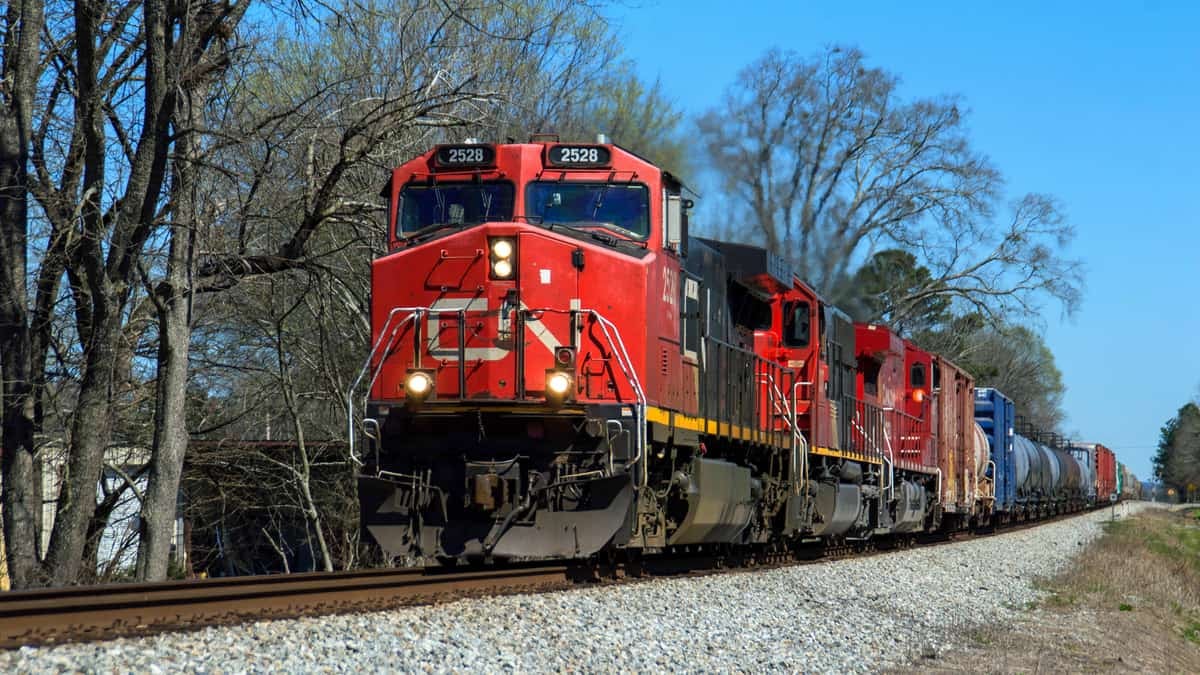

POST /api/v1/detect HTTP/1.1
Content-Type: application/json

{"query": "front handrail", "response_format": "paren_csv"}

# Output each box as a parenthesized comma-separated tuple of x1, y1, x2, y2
(519, 307, 647, 485)
(881, 418, 895, 503)
(580, 309, 647, 485)
(793, 381, 811, 499)
(348, 304, 647, 484)
(348, 306, 431, 467)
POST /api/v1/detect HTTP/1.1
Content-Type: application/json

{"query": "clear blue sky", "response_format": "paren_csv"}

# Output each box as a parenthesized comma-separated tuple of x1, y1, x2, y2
(610, 1, 1200, 481)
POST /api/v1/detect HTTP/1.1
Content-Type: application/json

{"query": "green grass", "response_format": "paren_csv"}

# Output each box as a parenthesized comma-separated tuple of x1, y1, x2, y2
(1045, 591, 1077, 607)
(1049, 508, 1200, 653)
(1184, 619, 1200, 645)
(919, 508, 1200, 673)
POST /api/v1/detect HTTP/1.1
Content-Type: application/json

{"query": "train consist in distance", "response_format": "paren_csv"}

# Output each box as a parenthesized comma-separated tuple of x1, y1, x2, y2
(352, 138, 1132, 563)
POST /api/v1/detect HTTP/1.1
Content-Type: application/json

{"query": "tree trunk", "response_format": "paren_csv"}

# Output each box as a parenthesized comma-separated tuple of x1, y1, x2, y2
(0, 192, 39, 587)
(276, 323, 333, 572)
(296, 438, 334, 573)
(135, 285, 190, 580)
(0, 0, 47, 589)
(135, 75, 202, 580)
(43, 319, 119, 584)
(0, 345, 39, 588)
(44, 0, 177, 586)
(135, 197, 193, 581)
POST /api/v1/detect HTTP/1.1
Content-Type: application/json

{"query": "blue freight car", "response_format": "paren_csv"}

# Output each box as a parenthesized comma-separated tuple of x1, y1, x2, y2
(974, 388, 1016, 512)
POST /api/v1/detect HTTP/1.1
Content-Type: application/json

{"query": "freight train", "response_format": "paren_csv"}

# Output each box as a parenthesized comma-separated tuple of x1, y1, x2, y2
(351, 138, 1130, 563)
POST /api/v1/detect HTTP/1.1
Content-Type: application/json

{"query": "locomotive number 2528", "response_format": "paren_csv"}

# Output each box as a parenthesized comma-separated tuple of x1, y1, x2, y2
(559, 147, 599, 163)
(434, 144, 495, 167)
(547, 145, 611, 167)
(446, 147, 485, 163)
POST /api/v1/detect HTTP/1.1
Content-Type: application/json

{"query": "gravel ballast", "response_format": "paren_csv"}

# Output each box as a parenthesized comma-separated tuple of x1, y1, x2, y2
(4, 504, 1146, 673)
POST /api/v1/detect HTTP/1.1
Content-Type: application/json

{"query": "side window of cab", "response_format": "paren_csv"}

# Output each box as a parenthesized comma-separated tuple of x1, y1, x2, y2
(783, 301, 811, 348)
(910, 362, 927, 388)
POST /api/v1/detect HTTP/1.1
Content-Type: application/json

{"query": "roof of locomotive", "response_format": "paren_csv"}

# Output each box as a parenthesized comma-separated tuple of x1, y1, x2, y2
(380, 139, 679, 205)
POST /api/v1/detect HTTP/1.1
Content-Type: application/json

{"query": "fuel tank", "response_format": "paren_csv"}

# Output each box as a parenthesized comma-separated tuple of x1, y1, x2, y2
(668, 458, 758, 545)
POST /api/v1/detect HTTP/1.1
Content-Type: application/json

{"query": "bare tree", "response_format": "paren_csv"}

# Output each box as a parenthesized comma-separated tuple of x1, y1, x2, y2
(697, 46, 1081, 322)
(192, 0, 612, 290)
(181, 438, 355, 575)
(262, 273, 338, 571)
(134, 0, 247, 583)
(0, 0, 47, 588)
(4, 0, 635, 585)
(22, 0, 251, 586)
(916, 316, 1066, 430)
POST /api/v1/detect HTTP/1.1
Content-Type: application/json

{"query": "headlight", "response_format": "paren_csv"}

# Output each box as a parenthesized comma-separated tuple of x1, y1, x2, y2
(489, 237, 516, 279)
(546, 371, 572, 398)
(405, 371, 433, 400)
(491, 239, 513, 259)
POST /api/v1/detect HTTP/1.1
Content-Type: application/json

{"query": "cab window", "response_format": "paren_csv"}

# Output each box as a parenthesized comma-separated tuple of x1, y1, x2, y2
(910, 362, 927, 388)
(525, 182, 650, 239)
(860, 358, 881, 397)
(398, 181, 514, 235)
(783, 301, 811, 347)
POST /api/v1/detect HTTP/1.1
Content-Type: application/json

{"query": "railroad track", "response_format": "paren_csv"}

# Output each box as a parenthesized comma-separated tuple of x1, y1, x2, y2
(0, 563, 576, 649)
(0, 506, 1112, 650)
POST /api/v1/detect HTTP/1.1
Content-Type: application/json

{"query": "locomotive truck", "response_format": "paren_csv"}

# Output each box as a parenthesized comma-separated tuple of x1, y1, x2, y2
(352, 138, 1119, 563)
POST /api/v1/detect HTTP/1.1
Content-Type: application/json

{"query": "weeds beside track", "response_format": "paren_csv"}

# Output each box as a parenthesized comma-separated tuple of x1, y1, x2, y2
(909, 504, 1200, 673)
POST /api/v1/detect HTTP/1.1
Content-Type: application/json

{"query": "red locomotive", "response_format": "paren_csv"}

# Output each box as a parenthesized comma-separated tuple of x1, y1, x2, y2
(353, 138, 1112, 563)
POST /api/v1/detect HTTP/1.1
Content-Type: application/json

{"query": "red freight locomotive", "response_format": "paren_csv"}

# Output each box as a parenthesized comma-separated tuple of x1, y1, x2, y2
(352, 138, 1110, 563)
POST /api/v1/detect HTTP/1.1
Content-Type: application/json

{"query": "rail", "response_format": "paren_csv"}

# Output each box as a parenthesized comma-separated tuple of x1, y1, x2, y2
(0, 564, 574, 650)
(0, 503, 1108, 651)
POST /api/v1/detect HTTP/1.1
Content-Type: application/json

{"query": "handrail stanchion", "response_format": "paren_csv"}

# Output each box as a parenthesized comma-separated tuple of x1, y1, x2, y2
(347, 306, 430, 467)
(457, 309, 466, 397)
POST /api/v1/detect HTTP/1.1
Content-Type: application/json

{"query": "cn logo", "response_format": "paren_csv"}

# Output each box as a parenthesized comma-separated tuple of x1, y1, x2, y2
(426, 297, 568, 361)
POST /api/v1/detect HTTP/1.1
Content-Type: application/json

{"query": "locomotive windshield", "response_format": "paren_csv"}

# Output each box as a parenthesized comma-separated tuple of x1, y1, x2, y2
(525, 182, 650, 239)
(397, 182, 515, 236)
